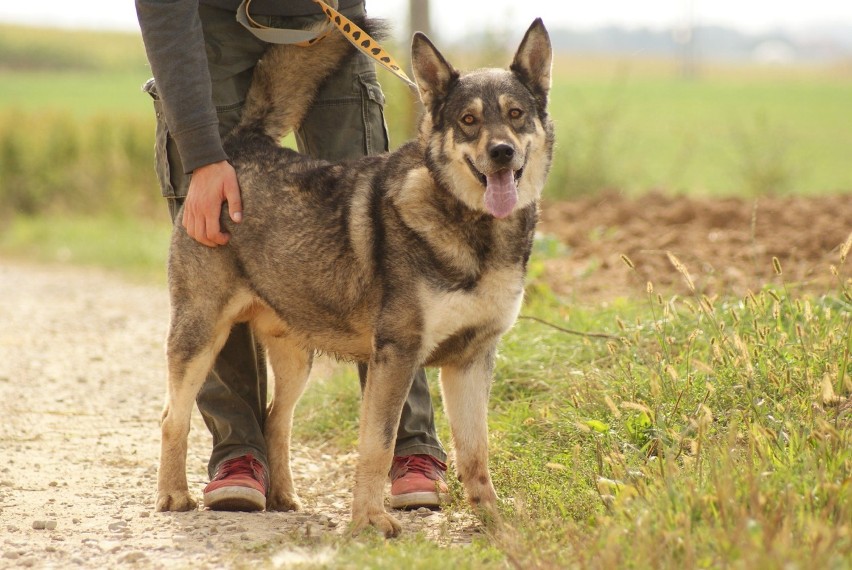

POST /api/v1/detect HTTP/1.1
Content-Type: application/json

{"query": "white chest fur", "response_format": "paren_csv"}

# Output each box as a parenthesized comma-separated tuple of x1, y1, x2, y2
(417, 267, 525, 359)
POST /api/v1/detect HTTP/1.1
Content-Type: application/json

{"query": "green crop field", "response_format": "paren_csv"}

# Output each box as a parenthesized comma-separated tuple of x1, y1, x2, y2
(2, 23, 852, 222)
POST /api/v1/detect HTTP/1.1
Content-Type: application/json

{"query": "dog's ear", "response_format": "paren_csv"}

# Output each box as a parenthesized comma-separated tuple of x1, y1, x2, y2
(510, 19, 552, 108)
(411, 32, 459, 111)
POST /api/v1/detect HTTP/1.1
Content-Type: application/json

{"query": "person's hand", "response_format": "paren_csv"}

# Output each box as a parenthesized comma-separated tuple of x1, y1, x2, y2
(182, 160, 243, 247)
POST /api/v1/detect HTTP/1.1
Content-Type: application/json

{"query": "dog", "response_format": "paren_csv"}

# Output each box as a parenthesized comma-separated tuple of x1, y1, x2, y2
(155, 18, 554, 537)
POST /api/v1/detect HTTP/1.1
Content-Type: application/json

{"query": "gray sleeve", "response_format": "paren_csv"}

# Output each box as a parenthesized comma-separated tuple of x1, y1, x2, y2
(136, 0, 228, 174)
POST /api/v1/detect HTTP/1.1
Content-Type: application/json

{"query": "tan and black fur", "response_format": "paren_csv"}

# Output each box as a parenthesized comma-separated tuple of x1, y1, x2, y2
(156, 18, 554, 537)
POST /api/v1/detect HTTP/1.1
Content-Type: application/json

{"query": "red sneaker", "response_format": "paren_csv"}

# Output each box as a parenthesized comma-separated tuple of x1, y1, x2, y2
(389, 454, 449, 509)
(203, 454, 267, 511)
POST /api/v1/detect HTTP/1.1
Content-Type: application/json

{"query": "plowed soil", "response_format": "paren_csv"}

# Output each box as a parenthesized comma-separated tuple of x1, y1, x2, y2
(539, 192, 852, 301)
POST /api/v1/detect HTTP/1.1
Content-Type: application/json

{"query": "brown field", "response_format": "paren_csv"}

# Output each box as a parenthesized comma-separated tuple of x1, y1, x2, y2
(540, 192, 852, 301)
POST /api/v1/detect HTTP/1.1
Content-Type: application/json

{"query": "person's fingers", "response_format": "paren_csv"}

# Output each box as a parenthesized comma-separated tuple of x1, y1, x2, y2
(225, 176, 243, 223)
(206, 208, 229, 246)
(183, 200, 218, 247)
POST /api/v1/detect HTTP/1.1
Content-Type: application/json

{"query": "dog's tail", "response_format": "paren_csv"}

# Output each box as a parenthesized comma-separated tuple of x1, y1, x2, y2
(231, 18, 384, 143)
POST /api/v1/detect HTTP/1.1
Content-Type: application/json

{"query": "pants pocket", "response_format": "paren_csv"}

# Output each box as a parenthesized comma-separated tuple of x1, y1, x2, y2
(143, 78, 181, 199)
(295, 61, 390, 161)
(357, 70, 390, 156)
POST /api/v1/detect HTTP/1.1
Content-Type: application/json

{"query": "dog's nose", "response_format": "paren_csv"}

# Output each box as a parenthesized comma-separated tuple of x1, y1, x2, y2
(489, 143, 515, 165)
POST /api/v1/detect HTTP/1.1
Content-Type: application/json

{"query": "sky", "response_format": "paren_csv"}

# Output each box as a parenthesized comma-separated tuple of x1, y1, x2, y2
(1, 1, 851, 41)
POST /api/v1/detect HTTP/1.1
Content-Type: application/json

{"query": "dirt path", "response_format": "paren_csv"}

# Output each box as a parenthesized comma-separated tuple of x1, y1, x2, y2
(0, 263, 475, 569)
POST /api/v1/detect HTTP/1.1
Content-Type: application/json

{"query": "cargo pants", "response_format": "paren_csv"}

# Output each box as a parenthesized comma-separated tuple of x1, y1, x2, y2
(145, 3, 445, 480)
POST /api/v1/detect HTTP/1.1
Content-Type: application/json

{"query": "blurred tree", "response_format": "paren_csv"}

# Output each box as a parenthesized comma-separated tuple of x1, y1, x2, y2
(409, 0, 431, 38)
(403, 1, 430, 138)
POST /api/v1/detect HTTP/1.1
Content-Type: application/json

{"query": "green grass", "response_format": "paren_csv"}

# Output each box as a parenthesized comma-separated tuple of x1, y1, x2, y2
(0, 70, 153, 118)
(0, 215, 171, 281)
(548, 68, 852, 196)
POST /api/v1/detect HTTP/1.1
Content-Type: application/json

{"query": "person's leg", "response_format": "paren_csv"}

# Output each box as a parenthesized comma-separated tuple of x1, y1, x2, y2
(146, 4, 271, 510)
(195, 4, 271, 486)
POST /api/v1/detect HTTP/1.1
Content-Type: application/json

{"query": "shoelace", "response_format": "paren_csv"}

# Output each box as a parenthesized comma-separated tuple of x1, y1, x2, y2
(391, 455, 447, 481)
(214, 454, 266, 486)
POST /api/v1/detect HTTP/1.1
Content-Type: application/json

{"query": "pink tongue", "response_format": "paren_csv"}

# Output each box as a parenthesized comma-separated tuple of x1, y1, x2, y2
(484, 169, 518, 218)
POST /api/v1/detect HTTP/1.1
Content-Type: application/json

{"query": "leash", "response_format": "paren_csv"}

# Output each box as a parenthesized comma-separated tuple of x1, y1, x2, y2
(236, 0, 416, 89)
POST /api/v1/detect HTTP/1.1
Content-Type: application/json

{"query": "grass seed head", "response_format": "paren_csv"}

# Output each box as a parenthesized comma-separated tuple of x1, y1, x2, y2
(666, 251, 695, 292)
(841, 231, 852, 264)
(772, 256, 783, 275)
(620, 254, 636, 270)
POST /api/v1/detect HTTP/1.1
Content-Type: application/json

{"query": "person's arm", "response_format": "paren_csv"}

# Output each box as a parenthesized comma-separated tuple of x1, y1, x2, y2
(136, 0, 242, 247)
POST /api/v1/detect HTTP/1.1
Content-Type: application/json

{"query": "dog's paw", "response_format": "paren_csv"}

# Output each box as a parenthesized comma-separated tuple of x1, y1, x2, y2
(468, 490, 501, 525)
(351, 509, 402, 538)
(156, 490, 197, 512)
(267, 492, 302, 512)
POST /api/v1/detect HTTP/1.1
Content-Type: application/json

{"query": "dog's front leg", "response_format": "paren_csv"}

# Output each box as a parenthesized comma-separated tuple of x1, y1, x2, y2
(439, 347, 499, 516)
(351, 342, 418, 538)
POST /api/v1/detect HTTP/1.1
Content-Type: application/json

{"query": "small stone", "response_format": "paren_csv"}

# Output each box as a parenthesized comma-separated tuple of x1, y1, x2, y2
(119, 551, 147, 563)
(45, 520, 57, 530)
(416, 507, 434, 517)
(108, 521, 127, 531)
(32, 520, 45, 530)
(2, 551, 20, 560)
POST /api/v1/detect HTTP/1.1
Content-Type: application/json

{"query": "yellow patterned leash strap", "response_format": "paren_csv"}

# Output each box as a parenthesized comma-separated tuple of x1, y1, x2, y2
(310, 0, 416, 88)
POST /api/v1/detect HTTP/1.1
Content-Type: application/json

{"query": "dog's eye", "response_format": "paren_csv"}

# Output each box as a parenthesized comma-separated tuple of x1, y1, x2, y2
(461, 114, 476, 126)
(509, 108, 524, 119)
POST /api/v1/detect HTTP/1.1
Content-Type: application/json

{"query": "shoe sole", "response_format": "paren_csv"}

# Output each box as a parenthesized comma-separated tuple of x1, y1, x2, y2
(203, 486, 266, 512)
(389, 490, 450, 510)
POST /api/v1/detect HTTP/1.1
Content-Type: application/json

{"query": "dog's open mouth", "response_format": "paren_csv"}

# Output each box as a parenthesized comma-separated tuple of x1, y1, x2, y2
(466, 158, 524, 187)
(467, 158, 524, 219)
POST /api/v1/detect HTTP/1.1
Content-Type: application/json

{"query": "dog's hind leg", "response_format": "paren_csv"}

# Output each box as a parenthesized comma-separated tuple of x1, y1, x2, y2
(157, 309, 233, 512)
(439, 348, 499, 516)
(262, 334, 313, 512)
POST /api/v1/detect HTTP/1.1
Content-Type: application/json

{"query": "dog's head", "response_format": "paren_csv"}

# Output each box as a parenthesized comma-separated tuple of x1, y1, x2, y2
(412, 19, 554, 219)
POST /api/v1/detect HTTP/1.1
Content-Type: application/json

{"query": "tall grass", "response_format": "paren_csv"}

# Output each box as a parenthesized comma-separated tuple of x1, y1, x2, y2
(477, 244, 852, 568)
(0, 111, 160, 219)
